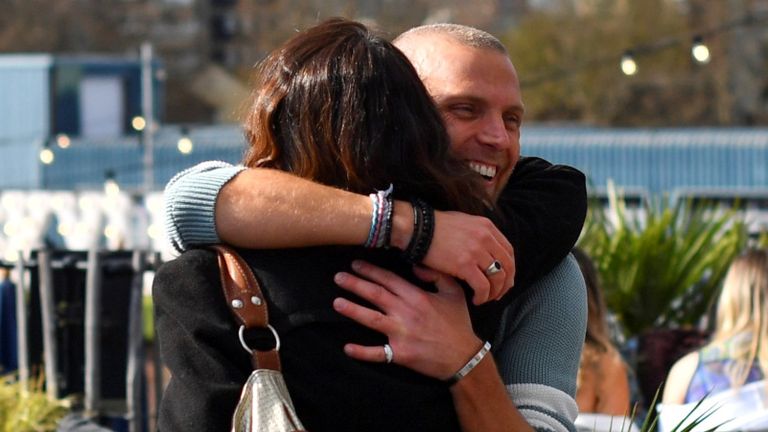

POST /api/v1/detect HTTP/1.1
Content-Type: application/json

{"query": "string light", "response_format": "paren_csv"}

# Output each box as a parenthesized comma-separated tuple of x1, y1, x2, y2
(620, 51, 638, 76)
(56, 134, 71, 149)
(177, 126, 193, 154)
(39, 147, 55, 165)
(520, 12, 768, 88)
(691, 36, 711, 64)
(132, 116, 147, 131)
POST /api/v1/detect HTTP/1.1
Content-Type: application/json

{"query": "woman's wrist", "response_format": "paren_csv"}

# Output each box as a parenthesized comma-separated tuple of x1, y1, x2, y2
(389, 200, 414, 251)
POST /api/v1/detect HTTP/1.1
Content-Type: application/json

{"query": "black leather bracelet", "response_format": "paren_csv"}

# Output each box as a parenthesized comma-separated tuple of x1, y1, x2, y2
(402, 198, 434, 263)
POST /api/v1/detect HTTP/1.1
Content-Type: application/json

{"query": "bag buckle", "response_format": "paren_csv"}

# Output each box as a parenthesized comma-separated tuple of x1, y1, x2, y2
(238, 324, 280, 355)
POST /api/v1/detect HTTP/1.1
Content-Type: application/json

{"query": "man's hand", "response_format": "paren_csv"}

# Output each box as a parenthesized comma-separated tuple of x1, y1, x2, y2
(332, 260, 482, 380)
(423, 211, 515, 304)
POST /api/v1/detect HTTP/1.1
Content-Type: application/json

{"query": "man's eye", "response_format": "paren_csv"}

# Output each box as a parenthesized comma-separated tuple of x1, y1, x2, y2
(451, 105, 476, 116)
(504, 116, 521, 129)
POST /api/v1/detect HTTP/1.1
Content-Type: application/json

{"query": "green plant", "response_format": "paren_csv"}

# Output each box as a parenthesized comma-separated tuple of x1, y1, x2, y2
(143, 294, 154, 342)
(0, 374, 70, 432)
(578, 183, 748, 338)
(757, 230, 768, 249)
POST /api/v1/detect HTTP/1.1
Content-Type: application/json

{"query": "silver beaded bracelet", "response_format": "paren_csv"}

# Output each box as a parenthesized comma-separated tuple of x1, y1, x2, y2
(446, 341, 492, 386)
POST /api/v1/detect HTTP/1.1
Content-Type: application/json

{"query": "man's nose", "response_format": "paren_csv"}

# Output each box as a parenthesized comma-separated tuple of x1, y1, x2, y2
(477, 114, 509, 149)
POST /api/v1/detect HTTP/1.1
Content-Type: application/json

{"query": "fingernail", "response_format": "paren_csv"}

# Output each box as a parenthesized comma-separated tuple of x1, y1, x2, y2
(332, 298, 346, 310)
(351, 260, 363, 271)
(334, 272, 347, 283)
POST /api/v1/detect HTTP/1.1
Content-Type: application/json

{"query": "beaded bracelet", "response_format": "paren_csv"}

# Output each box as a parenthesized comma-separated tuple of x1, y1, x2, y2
(364, 185, 394, 249)
(363, 194, 380, 248)
(446, 341, 492, 386)
(379, 187, 395, 249)
(402, 198, 434, 263)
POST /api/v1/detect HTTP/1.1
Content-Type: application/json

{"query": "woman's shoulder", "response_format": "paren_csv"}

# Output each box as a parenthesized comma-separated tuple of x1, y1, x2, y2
(600, 347, 629, 373)
(669, 351, 701, 377)
(580, 345, 625, 373)
(662, 351, 701, 404)
(153, 248, 220, 296)
(157, 248, 218, 275)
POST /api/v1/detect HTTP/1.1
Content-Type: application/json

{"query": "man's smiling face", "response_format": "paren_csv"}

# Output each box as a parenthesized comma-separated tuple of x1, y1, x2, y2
(397, 34, 524, 202)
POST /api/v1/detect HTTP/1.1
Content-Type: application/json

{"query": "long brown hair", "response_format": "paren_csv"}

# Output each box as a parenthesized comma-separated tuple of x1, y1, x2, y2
(242, 18, 486, 213)
(572, 247, 613, 353)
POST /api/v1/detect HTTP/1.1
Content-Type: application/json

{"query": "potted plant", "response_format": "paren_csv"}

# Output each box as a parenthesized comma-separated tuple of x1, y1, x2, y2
(578, 182, 748, 410)
(0, 374, 70, 432)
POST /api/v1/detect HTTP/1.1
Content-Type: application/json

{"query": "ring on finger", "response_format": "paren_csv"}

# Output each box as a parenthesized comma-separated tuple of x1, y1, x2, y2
(484, 260, 503, 276)
(383, 343, 394, 364)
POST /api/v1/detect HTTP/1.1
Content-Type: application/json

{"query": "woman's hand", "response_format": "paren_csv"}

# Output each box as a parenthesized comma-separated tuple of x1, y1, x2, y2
(332, 260, 483, 380)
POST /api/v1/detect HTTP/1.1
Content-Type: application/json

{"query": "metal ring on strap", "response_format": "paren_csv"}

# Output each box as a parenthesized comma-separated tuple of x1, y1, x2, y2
(238, 324, 281, 355)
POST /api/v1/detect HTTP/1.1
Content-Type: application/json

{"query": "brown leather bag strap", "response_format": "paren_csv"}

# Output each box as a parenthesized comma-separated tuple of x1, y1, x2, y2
(210, 244, 281, 371)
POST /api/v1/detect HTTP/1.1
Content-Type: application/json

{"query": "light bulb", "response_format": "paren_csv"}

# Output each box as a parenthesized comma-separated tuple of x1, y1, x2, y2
(132, 116, 147, 131)
(177, 136, 193, 154)
(620, 52, 638, 76)
(691, 37, 711, 64)
(39, 148, 55, 164)
(56, 134, 71, 149)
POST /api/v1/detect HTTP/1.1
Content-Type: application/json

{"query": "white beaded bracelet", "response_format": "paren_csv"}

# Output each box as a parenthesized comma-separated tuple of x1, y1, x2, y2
(446, 341, 491, 385)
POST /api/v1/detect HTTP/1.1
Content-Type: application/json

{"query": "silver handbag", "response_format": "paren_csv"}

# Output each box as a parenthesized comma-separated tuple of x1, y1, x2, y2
(212, 245, 307, 432)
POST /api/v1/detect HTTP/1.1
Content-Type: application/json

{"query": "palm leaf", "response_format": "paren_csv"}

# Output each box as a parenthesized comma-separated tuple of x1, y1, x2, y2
(0, 373, 70, 432)
(579, 185, 748, 338)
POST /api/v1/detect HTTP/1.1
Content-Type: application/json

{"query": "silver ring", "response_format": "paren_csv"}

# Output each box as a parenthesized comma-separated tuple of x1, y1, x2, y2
(485, 260, 503, 276)
(383, 343, 394, 364)
(238, 324, 280, 355)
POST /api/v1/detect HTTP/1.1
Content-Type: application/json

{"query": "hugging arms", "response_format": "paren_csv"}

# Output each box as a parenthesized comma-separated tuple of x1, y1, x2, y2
(160, 155, 588, 431)
(156, 20, 588, 432)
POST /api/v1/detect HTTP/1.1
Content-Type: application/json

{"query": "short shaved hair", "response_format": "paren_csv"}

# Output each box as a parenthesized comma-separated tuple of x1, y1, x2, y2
(394, 23, 508, 55)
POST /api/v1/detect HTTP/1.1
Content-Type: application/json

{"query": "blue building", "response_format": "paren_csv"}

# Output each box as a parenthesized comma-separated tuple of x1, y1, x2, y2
(4, 125, 767, 199)
(522, 126, 768, 199)
(0, 54, 162, 189)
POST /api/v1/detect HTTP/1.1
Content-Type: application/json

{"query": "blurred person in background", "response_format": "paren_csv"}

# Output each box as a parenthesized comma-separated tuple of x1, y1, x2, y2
(663, 248, 768, 404)
(572, 247, 631, 416)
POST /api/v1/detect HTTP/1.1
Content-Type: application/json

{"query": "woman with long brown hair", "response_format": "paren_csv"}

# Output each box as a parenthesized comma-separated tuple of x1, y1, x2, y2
(572, 247, 631, 415)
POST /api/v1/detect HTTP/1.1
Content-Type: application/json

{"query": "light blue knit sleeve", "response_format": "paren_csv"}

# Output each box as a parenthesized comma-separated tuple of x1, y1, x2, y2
(164, 161, 246, 253)
(492, 254, 588, 432)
